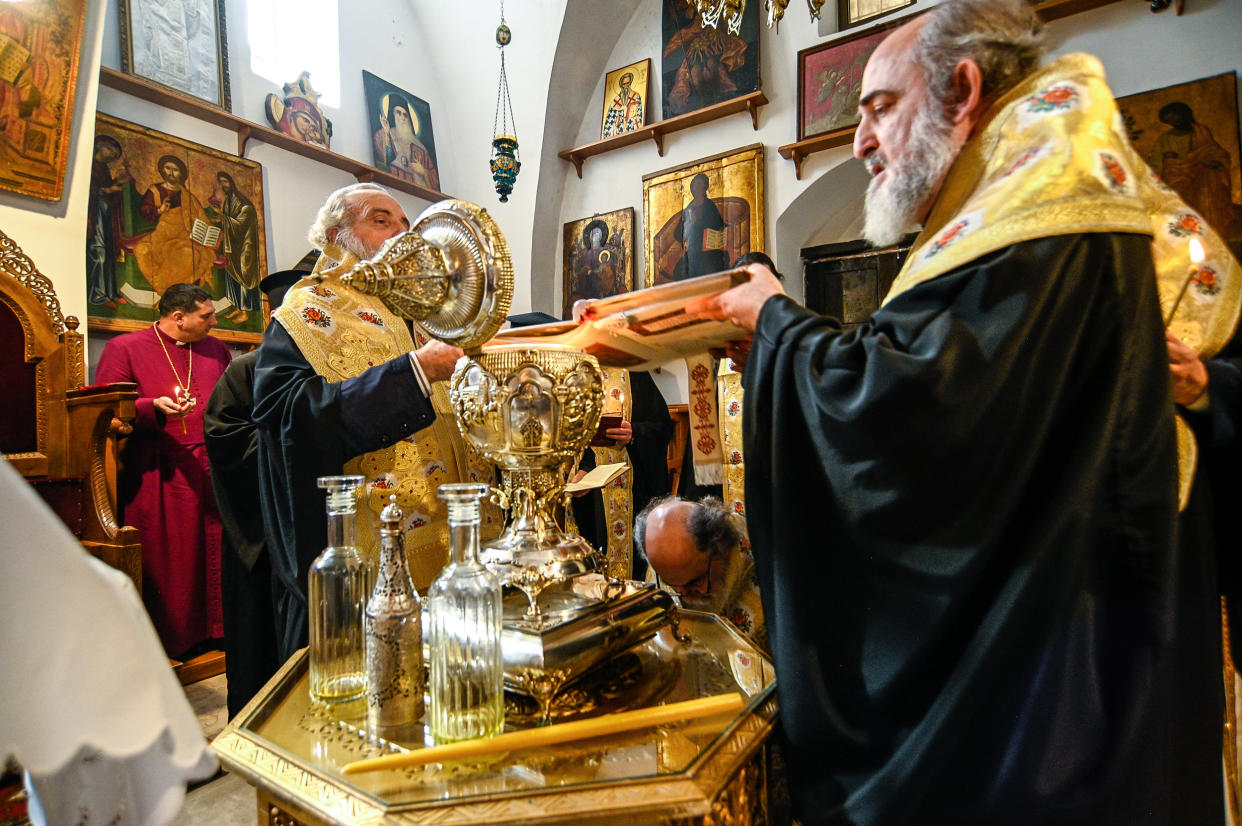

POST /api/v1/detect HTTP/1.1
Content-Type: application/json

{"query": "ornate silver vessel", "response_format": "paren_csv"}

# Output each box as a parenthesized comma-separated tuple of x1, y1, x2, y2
(340, 198, 677, 710)
(449, 342, 606, 613)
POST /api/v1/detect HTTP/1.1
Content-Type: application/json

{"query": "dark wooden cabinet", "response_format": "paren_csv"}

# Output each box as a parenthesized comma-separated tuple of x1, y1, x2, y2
(802, 235, 914, 328)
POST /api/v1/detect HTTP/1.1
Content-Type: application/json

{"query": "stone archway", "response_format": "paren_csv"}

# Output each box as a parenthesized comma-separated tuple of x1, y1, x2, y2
(772, 157, 870, 303)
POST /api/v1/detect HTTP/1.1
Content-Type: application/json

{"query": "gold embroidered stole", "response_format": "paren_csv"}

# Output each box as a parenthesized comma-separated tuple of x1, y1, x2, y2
(276, 245, 471, 589)
(718, 359, 746, 516)
(592, 367, 635, 579)
(685, 354, 724, 485)
(884, 54, 1241, 508)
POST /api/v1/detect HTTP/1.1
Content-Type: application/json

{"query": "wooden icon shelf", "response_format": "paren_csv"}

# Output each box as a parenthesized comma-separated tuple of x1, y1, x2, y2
(98, 67, 452, 203)
(558, 91, 768, 178)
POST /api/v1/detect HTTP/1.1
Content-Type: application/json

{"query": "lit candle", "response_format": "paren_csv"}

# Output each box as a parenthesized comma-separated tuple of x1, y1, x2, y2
(1190, 237, 1205, 267)
(1164, 237, 1207, 328)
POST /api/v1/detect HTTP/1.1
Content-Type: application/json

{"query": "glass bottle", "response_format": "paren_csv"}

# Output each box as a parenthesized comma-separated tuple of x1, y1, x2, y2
(427, 482, 505, 742)
(365, 495, 424, 729)
(308, 475, 372, 706)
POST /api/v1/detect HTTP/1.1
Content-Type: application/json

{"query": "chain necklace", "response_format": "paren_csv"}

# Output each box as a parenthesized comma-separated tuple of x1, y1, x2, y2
(154, 323, 194, 433)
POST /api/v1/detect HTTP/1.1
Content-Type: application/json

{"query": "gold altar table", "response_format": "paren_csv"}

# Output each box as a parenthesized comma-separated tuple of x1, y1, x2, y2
(212, 613, 777, 825)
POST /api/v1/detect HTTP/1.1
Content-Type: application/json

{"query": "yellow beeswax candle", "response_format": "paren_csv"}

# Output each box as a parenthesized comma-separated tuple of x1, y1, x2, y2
(341, 692, 744, 774)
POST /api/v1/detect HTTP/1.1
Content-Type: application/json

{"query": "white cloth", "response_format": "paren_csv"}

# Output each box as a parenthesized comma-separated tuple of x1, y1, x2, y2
(0, 457, 217, 825)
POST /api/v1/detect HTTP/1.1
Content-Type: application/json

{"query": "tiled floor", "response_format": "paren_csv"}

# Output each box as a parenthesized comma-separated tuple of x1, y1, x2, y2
(181, 674, 256, 825)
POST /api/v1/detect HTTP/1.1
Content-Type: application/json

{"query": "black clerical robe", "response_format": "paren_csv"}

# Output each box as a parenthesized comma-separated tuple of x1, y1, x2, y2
(205, 349, 286, 717)
(251, 323, 435, 659)
(743, 233, 1212, 825)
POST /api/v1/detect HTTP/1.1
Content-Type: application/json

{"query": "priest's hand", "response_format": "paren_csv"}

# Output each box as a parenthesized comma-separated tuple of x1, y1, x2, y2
(1167, 330, 1209, 407)
(569, 468, 590, 498)
(605, 418, 633, 446)
(153, 395, 194, 417)
(413, 340, 465, 383)
(687, 263, 784, 332)
(710, 336, 753, 373)
(571, 298, 593, 323)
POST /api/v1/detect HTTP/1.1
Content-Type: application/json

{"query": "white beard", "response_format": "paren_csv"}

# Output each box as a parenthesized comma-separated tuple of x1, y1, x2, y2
(862, 103, 959, 248)
(334, 226, 382, 260)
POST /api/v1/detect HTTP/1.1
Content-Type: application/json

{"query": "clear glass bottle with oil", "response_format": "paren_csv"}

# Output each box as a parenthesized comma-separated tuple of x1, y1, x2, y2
(308, 475, 372, 706)
(427, 482, 504, 742)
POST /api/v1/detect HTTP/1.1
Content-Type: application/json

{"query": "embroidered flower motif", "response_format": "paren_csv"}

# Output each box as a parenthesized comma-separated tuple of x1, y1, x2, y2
(406, 512, 429, 529)
(1148, 167, 1175, 193)
(729, 449, 743, 464)
(610, 387, 623, 400)
(727, 400, 742, 416)
(733, 500, 745, 516)
(309, 285, 336, 298)
(611, 520, 627, 538)
(926, 219, 970, 258)
(729, 608, 752, 634)
(693, 399, 713, 418)
(690, 363, 711, 383)
(357, 311, 384, 326)
(1193, 265, 1221, 296)
(1026, 84, 1078, 113)
(301, 306, 332, 328)
(1003, 148, 1042, 178)
(1097, 152, 1129, 192)
(370, 473, 397, 490)
(696, 433, 718, 454)
(1168, 213, 1203, 237)
(423, 460, 447, 476)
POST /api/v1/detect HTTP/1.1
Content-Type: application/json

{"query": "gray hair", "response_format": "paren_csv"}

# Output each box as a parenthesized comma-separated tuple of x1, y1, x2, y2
(915, 0, 1046, 112)
(634, 495, 742, 565)
(306, 182, 391, 249)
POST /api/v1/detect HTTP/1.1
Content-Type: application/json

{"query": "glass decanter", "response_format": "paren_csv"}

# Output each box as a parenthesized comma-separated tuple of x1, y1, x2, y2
(365, 495, 424, 730)
(308, 475, 372, 706)
(427, 482, 505, 742)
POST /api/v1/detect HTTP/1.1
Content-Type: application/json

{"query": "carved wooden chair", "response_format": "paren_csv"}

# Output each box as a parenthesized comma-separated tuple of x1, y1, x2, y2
(0, 229, 141, 589)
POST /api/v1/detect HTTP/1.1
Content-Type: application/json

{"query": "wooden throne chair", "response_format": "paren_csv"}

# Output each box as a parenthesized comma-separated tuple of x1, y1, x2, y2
(0, 228, 141, 589)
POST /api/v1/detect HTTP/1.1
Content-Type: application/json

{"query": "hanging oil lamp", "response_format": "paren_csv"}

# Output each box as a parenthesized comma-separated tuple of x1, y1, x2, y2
(490, 1, 520, 203)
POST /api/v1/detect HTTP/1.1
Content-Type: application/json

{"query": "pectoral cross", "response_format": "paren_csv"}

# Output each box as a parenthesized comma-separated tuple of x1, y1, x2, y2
(175, 386, 195, 434)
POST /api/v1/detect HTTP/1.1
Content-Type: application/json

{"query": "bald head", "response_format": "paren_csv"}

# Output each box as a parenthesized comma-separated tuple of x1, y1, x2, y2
(643, 500, 706, 588)
(636, 495, 743, 608)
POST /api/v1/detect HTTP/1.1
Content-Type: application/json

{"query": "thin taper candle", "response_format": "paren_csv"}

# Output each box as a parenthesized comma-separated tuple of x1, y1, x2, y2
(341, 692, 745, 774)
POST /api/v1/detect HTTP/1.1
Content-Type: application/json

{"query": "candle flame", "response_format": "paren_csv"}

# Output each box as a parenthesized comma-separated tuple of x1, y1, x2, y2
(1190, 238, 1205, 265)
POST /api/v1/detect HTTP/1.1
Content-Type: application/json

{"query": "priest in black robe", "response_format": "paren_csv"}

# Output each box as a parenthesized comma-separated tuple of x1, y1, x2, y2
(691, 0, 1236, 822)
(205, 268, 304, 717)
(249, 183, 466, 661)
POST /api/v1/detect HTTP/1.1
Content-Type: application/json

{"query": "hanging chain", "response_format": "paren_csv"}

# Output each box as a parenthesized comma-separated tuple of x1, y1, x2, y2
(491, 0, 518, 157)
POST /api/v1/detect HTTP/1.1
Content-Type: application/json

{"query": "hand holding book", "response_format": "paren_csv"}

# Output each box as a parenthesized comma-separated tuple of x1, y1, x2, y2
(496, 269, 755, 371)
(684, 262, 785, 333)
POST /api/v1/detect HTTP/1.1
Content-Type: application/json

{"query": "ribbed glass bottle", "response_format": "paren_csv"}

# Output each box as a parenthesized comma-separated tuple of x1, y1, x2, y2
(427, 482, 504, 742)
(308, 475, 372, 706)
(365, 495, 424, 729)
